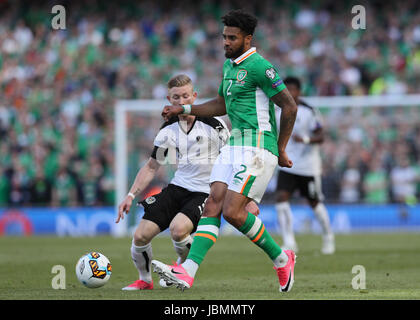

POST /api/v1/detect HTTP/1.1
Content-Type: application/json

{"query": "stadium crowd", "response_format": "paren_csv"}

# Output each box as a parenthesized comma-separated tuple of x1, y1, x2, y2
(1, 0, 420, 207)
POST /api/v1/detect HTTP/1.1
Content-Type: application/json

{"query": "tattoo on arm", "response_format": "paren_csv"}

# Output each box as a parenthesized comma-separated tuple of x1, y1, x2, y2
(271, 89, 298, 151)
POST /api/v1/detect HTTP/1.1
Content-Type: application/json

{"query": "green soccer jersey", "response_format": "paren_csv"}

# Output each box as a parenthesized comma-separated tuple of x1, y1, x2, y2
(218, 47, 286, 156)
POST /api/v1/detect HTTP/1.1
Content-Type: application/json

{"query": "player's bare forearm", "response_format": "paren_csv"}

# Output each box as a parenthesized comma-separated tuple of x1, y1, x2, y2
(309, 128, 324, 144)
(128, 158, 160, 197)
(191, 95, 227, 117)
(294, 128, 324, 144)
(162, 95, 226, 120)
(271, 89, 297, 152)
(116, 157, 161, 223)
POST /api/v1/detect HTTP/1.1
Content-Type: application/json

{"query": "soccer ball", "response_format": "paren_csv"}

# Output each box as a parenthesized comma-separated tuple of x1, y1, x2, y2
(75, 252, 112, 288)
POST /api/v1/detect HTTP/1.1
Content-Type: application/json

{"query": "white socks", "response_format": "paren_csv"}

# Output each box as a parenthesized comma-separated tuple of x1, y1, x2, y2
(131, 240, 153, 283)
(276, 201, 334, 242)
(131, 235, 194, 283)
(313, 203, 333, 236)
(275, 202, 296, 247)
(172, 235, 193, 265)
(182, 259, 199, 278)
(176, 235, 199, 278)
(273, 250, 289, 268)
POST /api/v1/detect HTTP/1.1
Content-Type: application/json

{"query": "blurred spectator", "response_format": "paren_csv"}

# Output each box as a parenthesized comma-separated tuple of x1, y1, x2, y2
(51, 167, 78, 207)
(8, 162, 31, 206)
(363, 157, 390, 204)
(321, 160, 341, 201)
(0, 168, 10, 206)
(28, 171, 52, 205)
(80, 155, 104, 206)
(340, 155, 362, 203)
(390, 155, 419, 204)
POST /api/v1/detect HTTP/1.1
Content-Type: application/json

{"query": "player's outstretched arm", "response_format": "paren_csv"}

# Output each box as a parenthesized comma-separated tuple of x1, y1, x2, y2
(271, 88, 298, 168)
(116, 157, 161, 223)
(162, 95, 226, 121)
(294, 127, 324, 144)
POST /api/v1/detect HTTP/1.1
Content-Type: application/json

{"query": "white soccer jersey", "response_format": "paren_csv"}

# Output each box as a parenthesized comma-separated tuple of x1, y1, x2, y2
(276, 100, 323, 176)
(151, 116, 229, 194)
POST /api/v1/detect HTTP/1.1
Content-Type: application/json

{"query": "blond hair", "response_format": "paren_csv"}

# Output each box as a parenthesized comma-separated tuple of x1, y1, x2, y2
(167, 74, 193, 89)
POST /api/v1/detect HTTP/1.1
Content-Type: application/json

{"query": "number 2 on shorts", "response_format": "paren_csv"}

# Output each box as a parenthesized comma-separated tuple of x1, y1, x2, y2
(233, 164, 247, 181)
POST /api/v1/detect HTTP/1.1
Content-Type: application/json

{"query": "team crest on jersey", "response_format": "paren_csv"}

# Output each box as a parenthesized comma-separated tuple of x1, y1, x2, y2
(237, 69, 248, 81)
(145, 196, 156, 204)
(265, 67, 276, 80)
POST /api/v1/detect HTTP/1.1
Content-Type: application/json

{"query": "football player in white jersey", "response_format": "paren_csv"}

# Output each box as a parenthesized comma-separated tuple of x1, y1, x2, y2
(275, 77, 335, 254)
(115, 74, 258, 290)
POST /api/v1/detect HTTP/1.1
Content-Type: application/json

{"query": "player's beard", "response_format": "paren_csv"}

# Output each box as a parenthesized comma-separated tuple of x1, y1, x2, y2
(224, 42, 245, 59)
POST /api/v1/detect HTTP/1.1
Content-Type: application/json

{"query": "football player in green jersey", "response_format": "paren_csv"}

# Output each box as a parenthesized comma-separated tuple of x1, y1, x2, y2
(153, 9, 298, 293)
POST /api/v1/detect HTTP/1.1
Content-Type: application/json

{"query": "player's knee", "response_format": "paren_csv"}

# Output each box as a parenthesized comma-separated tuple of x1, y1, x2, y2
(276, 191, 290, 203)
(308, 199, 319, 208)
(133, 232, 152, 246)
(169, 224, 189, 242)
(209, 192, 224, 205)
(202, 194, 223, 217)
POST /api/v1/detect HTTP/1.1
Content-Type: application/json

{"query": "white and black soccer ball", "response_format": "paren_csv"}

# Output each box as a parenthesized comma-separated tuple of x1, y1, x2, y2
(75, 252, 112, 288)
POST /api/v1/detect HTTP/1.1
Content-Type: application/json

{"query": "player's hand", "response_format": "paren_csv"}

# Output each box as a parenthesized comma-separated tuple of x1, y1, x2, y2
(116, 196, 133, 223)
(278, 150, 293, 168)
(245, 201, 260, 217)
(293, 135, 310, 144)
(293, 135, 303, 143)
(162, 105, 184, 121)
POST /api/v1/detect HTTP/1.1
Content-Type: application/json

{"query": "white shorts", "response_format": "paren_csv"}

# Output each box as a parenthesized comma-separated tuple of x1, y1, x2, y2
(209, 145, 278, 203)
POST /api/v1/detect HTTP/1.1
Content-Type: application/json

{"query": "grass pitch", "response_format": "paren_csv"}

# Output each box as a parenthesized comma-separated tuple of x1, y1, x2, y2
(1, 233, 420, 300)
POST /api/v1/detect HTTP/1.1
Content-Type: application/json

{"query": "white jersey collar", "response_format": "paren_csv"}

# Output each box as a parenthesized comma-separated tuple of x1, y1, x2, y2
(231, 47, 257, 65)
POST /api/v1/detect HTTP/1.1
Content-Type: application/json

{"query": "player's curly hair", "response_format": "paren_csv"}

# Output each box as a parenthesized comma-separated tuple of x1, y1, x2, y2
(221, 9, 258, 36)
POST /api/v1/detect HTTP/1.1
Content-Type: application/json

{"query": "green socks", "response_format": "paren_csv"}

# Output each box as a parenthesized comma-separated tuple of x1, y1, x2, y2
(186, 213, 284, 267)
(186, 217, 221, 265)
(238, 212, 283, 261)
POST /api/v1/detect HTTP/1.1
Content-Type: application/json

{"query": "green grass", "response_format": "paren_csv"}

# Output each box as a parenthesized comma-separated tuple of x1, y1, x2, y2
(1, 233, 420, 300)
